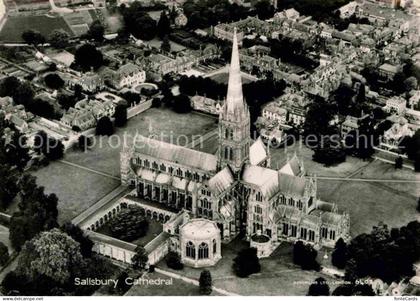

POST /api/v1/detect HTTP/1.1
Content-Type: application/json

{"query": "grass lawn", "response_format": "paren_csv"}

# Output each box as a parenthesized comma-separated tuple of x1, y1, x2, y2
(96, 216, 163, 246)
(0, 15, 73, 42)
(125, 272, 221, 296)
(317, 177, 418, 237)
(30, 161, 120, 223)
(210, 71, 255, 85)
(157, 238, 340, 296)
(64, 107, 218, 177)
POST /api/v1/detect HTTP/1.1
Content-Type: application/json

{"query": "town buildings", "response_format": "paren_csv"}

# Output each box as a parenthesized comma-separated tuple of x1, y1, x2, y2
(60, 98, 115, 131)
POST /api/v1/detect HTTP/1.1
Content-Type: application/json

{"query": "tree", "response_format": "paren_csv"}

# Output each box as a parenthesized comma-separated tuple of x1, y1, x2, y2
(115, 270, 131, 293)
(303, 99, 338, 146)
(0, 165, 19, 210)
(22, 30, 45, 45)
(157, 11, 171, 38)
(165, 251, 184, 270)
(346, 221, 420, 284)
(199, 270, 212, 295)
(404, 76, 418, 92)
(74, 44, 104, 71)
(4, 130, 30, 171)
(96, 116, 114, 136)
(114, 104, 128, 127)
(293, 240, 305, 266)
(0, 242, 9, 266)
(60, 222, 94, 258)
(9, 174, 59, 251)
(16, 229, 84, 284)
(48, 30, 70, 49)
(395, 156, 403, 169)
(232, 247, 261, 278)
(44, 73, 65, 90)
(312, 137, 346, 167)
(161, 35, 171, 53)
(255, 0, 275, 20)
(44, 138, 64, 161)
(0, 76, 20, 97)
(109, 206, 149, 241)
(88, 20, 105, 42)
(332, 284, 353, 296)
(132, 245, 148, 270)
(331, 238, 347, 269)
(57, 93, 77, 110)
(173, 94, 192, 113)
(78, 135, 92, 151)
(293, 241, 320, 271)
(122, 2, 157, 40)
(0, 77, 35, 114)
(308, 277, 330, 296)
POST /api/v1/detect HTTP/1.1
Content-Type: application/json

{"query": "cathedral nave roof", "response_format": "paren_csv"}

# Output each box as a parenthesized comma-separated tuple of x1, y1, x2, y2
(133, 135, 218, 172)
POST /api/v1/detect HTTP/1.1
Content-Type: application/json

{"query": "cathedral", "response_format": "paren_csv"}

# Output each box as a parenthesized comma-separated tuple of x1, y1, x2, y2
(120, 30, 350, 260)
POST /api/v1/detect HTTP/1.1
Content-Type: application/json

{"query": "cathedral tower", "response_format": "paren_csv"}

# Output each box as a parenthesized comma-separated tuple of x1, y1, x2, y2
(218, 28, 251, 175)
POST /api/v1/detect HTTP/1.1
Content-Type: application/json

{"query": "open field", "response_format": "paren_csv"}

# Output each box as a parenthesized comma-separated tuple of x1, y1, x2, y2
(0, 14, 73, 42)
(157, 238, 339, 296)
(317, 179, 418, 236)
(30, 161, 120, 223)
(65, 107, 218, 177)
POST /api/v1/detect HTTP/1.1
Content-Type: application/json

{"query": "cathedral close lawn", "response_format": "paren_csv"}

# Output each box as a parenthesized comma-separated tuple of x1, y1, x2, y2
(64, 107, 218, 177)
(29, 161, 120, 223)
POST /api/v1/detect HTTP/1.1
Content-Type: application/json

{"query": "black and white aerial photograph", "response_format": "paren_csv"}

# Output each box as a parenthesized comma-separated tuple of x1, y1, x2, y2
(0, 0, 419, 298)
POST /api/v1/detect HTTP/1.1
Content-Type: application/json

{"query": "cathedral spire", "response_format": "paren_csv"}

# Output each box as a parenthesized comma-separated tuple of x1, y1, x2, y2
(225, 28, 246, 117)
(217, 28, 251, 174)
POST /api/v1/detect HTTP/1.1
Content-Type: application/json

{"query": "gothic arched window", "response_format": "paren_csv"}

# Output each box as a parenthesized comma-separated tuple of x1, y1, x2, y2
(198, 242, 209, 259)
(213, 239, 217, 254)
(186, 241, 195, 258)
(144, 159, 150, 168)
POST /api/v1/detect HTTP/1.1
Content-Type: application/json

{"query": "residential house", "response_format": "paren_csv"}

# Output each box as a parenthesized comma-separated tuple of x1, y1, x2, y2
(385, 96, 407, 115)
(106, 63, 146, 90)
(80, 73, 105, 93)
